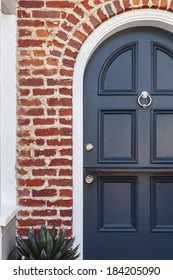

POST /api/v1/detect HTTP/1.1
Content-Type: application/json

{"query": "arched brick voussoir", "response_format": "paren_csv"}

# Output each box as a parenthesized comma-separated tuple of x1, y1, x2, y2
(62, 0, 170, 68)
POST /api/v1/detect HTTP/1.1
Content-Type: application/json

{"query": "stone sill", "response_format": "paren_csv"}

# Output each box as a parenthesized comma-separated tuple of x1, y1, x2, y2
(0, 204, 18, 227)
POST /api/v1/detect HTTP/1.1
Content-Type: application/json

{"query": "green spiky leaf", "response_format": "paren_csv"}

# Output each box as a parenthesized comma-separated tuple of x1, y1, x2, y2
(16, 226, 80, 260)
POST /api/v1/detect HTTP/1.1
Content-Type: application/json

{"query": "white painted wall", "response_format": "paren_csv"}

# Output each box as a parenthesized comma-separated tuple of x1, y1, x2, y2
(0, 12, 18, 259)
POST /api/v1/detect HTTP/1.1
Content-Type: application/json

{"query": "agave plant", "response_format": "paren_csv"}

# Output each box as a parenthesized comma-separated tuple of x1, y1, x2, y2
(16, 226, 80, 260)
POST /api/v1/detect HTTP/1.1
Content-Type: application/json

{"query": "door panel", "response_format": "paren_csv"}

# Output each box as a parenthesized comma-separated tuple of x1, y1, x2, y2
(83, 27, 173, 259)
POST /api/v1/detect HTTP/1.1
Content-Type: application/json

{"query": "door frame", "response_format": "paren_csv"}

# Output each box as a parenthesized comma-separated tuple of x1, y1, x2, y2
(72, 9, 173, 259)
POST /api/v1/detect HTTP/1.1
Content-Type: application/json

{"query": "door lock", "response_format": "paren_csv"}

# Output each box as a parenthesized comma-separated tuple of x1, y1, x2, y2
(85, 175, 94, 184)
(85, 143, 94, 151)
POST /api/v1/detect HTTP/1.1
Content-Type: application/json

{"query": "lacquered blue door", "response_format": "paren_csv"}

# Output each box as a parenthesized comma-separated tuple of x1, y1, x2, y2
(83, 27, 173, 259)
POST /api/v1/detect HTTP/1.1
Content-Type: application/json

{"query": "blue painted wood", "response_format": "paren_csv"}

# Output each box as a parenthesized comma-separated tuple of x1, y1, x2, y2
(83, 27, 173, 259)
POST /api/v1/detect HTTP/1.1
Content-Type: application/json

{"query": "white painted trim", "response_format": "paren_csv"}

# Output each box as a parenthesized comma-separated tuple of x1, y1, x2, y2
(1, 0, 15, 15)
(73, 9, 173, 259)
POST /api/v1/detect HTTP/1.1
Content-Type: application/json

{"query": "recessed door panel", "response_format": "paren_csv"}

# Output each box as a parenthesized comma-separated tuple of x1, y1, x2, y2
(99, 109, 137, 163)
(151, 110, 173, 163)
(151, 177, 173, 232)
(98, 176, 138, 232)
(98, 43, 138, 94)
(152, 43, 173, 93)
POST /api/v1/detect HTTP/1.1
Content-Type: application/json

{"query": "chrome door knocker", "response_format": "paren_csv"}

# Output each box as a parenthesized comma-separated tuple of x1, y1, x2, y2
(138, 91, 152, 109)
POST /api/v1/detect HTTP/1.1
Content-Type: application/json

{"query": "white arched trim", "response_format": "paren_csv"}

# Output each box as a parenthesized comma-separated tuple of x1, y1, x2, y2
(73, 9, 173, 259)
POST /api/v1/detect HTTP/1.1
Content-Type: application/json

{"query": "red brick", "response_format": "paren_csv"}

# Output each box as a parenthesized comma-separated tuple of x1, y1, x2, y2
(19, 59, 44, 67)
(19, 1, 44, 8)
(32, 69, 57, 76)
(47, 139, 72, 146)
(160, 0, 168, 8)
(105, 4, 115, 17)
(18, 149, 31, 157)
(18, 39, 44, 48)
(48, 179, 72, 187)
(36, 139, 45, 145)
(36, 29, 51, 37)
(32, 189, 57, 197)
(46, 1, 75, 8)
(73, 6, 84, 17)
(47, 199, 72, 207)
(47, 108, 56, 115)
(59, 118, 72, 125)
(32, 11, 60, 18)
(60, 149, 72, 156)
(49, 159, 72, 166)
(60, 189, 72, 197)
(18, 69, 30, 76)
(18, 20, 44, 27)
(97, 8, 108, 22)
(82, 22, 93, 35)
(19, 29, 32, 37)
(33, 50, 46, 57)
(32, 209, 57, 216)
(18, 99, 41, 107)
(18, 159, 45, 167)
(46, 20, 60, 28)
(19, 199, 45, 207)
(59, 88, 72, 96)
(64, 49, 78, 59)
(33, 118, 55, 125)
(50, 49, 61, 57)
(63, 220, 72, 226)
(59, 169, 72, 176)
(73, 30, 87, 43)
(67, 14, 79, 25)
(18, 219, 45, 227)
(34, 149, 57, 157)
(18, 108, 44, 116)
(61, 22, 73, 32)
(59, 108, 72, 116)
(123, 0, 132, 10)
(17, 228, 30, 237)
(19, 78, 43, 87)
(26, 179, 45, 187)
(62, 59, 75, 68)
(47, 57, 58, 66)
(18, 188, 30, 197)
(19, 89, 30, 96)
(47, 98, 72, 107)
(18, 119, 30, 126)
(68, 39, 81, 50)
(47, 220, 62, 226)
(57, 30, 68, 41)
(18, 10, 31, 18)
(18, 210, 30, 217)
(35, 128, 59, 137)
(18, 139, 34, 146)
(60, 209, 72, 217)
(32, 169, 57, 176)
(90, 15, 100, 28)
(82, 0, 93, 10)
(47, 79, 72, 86)
(33, 88, 54, 96)
(17, 130, 30, 137)
(113, 0, 124, 13)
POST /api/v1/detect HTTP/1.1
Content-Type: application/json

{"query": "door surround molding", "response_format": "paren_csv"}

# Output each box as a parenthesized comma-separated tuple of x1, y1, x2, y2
(73, 9, 173, 259)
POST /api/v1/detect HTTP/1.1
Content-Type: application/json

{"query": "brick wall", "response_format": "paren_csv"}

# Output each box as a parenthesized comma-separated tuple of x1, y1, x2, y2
(16, 0, 173, 237)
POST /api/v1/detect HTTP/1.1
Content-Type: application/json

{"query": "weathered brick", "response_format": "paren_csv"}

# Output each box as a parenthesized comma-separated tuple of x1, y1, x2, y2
(32, 189, 57, 197)
(19, 1, 44, 8)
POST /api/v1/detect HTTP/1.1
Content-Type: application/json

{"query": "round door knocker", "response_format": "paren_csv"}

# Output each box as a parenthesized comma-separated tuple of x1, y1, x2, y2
(138, 91, 152, 109)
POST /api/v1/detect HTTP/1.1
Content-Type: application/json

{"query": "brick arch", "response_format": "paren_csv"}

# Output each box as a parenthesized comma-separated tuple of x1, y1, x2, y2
(62, 1, 173, 64)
